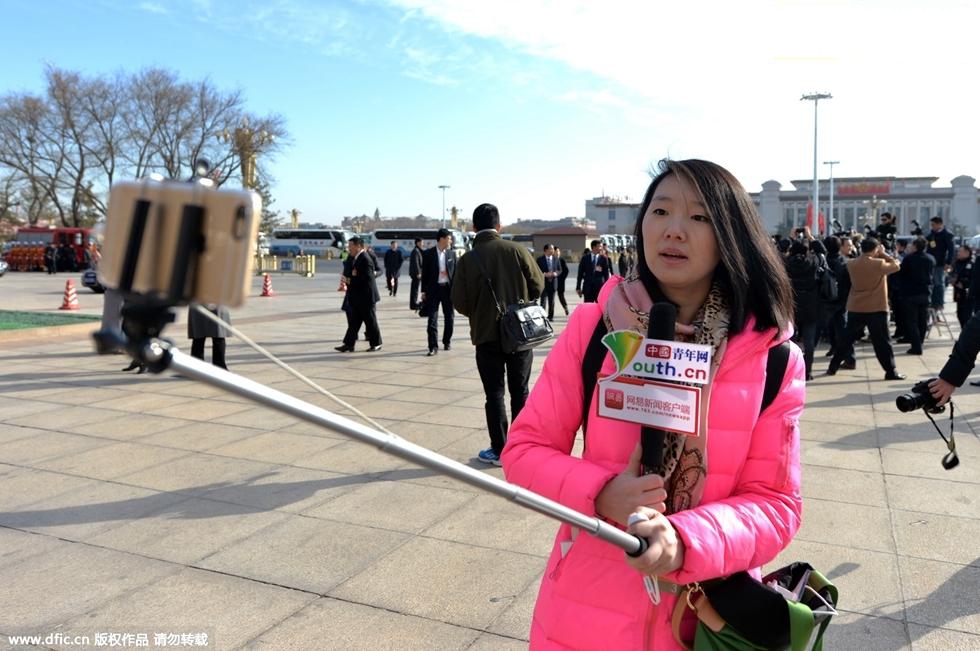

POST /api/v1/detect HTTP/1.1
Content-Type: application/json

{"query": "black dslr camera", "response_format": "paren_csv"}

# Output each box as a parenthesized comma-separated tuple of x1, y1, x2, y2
(895, 377, 959, 470)
(895, 379, 944, 414)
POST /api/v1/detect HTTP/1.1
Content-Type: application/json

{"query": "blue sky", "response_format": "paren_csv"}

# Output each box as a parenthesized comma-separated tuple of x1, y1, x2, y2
(4, 0, 978, 224)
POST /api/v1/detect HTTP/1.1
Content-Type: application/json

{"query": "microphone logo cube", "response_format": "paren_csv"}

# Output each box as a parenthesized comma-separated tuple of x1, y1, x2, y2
(604, 388, 625, 410)
(645, 343, 672, 359)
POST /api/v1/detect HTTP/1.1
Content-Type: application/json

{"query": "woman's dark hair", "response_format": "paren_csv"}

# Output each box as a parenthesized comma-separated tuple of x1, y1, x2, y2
(808, 239, 827, 256)
(633, 159, 793, 335)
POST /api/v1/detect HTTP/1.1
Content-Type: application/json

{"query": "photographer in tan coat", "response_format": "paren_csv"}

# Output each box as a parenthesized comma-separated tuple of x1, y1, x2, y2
(827, 237, 905, 380)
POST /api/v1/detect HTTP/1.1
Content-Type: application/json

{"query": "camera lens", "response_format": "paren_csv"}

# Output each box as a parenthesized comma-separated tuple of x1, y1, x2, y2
(896, 393, 924, 412)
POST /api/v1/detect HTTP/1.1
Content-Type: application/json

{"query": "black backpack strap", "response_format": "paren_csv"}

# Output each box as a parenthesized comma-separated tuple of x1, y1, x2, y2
(760, 341, 791, 415)
(581, 315, 609, 439)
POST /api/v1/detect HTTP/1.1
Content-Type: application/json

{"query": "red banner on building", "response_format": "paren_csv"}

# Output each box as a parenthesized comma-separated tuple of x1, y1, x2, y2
(837, 181, 891, 196)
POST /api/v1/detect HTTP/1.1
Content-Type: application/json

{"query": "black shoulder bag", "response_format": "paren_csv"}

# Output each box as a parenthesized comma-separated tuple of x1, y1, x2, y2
(468, 248, 553, 354)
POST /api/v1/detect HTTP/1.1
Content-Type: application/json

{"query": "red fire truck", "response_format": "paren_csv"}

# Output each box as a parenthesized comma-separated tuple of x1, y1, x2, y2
(8, 227, 95, 271)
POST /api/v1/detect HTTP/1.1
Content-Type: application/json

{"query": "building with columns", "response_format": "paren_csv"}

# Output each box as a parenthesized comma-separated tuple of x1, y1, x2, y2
(752, 175, 980, 237)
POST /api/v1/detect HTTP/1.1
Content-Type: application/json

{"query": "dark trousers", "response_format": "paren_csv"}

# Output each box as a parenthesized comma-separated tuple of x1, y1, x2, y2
(583, 286, 599, 303)
(409, 277, 421, 309)
(386, 272, 399, 296)
(540, 285, 555, 320)
(956, 300, 973, 329)
(794, 320, 818, 378)
(475, 341, 533, 454)
(344, 303, 381, 347)
(829, 311, 896, 374)
(556, 288, 568, 312)
(191, 337, 227, 369)
(931, 267, 946, 308)
(827, 307, 853, 363)
(904, 296, 929, 353)
(892, 299, 907, 338)
(426, 284, 454, 350)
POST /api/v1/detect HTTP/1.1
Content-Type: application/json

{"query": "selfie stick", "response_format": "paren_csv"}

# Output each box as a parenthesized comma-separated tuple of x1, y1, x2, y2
(125, 336, 649, 557)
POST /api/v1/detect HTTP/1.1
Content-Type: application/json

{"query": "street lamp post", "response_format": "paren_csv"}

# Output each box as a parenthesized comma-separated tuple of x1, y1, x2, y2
(438, 185, 450, 228)
(220, 117, 275, 190)
(824, 160, 839, 234)
(801, 93, 832, 236)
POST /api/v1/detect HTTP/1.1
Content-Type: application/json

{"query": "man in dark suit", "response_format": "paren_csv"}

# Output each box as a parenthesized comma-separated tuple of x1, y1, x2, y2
(409, 238, 424, 310)
(420, 228, 457, 356)
(383, 241, 404, 297)
(576, 239, 611, 303)
(899, 237, 936, 355)
(535, 243, 559, 321)
(335, 236, 382, 352)
(554, 246, 569, 316)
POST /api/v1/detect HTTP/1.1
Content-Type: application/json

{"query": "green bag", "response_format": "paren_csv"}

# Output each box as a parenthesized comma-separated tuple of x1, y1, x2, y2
(671, 563, 838, 651)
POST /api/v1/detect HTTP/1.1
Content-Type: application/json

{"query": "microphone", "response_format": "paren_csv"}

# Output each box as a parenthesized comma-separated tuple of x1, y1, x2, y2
(641, 302, 677, 475)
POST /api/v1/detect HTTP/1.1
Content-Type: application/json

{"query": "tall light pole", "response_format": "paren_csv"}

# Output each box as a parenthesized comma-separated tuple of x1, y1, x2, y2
(438, 184, 450, 228)
(801, 93, 832, 236)
(824, 160, 839, 234)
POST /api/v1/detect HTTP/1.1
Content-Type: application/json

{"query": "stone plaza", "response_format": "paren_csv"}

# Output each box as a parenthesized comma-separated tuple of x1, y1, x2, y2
(1, 262, 978, 650)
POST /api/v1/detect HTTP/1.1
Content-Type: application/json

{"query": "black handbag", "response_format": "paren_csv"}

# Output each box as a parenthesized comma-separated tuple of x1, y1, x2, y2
(467, 248, 553, 354)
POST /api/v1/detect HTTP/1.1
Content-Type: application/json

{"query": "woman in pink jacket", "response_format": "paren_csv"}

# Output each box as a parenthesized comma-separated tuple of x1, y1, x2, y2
(502, 159, 805, 650)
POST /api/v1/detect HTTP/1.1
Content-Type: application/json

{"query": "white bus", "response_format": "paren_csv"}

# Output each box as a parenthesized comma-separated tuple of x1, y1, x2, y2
(370, 228, 467, 258)
(269, 228, 354, 256)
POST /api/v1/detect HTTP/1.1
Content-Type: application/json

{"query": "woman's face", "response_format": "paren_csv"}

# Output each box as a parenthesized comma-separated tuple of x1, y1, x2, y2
(641, 174, 720, 299)
(958, 246, 971, 260)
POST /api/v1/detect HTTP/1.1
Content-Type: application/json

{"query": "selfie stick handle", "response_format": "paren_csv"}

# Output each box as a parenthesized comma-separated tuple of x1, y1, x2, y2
(144, 340, 648, 556)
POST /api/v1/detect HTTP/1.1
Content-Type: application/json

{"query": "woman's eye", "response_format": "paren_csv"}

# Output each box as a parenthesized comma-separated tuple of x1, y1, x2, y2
(651, 208, 667, 216)
(691, 214, 711, 223)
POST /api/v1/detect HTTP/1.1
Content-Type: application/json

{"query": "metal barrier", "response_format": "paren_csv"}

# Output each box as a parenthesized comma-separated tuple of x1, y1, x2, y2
(253, 255, 316, 277)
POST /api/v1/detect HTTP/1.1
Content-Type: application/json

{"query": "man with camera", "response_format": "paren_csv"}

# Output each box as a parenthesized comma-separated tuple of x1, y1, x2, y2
(335, 236, 383, 353)
(452, 203, 544, 466)
(898, 237, 936, 355)
(926, 216, 955, 310)
(827, 237, 905, 380)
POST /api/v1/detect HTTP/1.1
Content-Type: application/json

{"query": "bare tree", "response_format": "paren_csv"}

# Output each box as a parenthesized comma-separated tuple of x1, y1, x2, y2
(0, 66, 289, 227)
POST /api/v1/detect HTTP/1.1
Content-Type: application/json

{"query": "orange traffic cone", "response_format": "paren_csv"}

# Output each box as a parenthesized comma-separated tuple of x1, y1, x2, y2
(261, 273, 275, 297)
(60, 279, 80, 310)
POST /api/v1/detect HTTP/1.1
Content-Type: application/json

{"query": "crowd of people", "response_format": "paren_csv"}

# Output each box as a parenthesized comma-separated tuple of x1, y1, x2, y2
(776, 214, 967, 382)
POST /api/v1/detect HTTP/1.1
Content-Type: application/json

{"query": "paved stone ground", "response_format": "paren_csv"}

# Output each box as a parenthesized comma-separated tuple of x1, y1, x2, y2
(1, 263, 978, 650)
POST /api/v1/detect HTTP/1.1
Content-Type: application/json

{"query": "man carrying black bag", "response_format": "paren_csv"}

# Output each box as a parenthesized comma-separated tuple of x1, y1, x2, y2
(452, 203, 544, 466)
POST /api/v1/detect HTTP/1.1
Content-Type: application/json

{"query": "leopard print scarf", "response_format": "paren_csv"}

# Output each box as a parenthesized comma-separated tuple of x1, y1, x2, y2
(602, 273, 730, 514)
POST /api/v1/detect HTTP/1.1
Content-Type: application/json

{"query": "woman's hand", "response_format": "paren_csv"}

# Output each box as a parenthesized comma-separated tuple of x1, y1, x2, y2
(595, 444, 668, 526)
(625, 506, 686, 576)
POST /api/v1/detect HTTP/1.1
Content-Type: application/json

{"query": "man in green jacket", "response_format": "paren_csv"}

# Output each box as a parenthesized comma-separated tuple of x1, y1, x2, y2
(452, 203, 545, 466)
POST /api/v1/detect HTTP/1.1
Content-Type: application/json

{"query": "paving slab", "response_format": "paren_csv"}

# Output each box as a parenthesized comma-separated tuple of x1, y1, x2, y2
(58, 567, 315, 650)
(198, 514, 410, 594)
(0, 542, 179, 632)
(331, 536, 545, 630)
(85, 496, 292, 565)
(243, 598, 480, 651)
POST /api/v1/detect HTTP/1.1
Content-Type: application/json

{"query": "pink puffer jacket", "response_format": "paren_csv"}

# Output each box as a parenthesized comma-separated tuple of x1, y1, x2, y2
(502, 279, 805, 650)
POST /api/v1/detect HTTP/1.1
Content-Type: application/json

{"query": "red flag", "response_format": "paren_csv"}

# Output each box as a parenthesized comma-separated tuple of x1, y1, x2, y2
(806, 202, 814, 231)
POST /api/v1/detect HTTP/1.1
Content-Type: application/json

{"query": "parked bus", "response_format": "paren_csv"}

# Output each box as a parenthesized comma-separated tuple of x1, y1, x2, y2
(269, 228, 353, 256)
(502, 233, 535, 252)
(370, 228, 467, 258)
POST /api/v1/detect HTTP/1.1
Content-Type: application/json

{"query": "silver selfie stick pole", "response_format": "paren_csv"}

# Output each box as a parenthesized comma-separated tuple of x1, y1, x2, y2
(139, 338, 647, 556)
